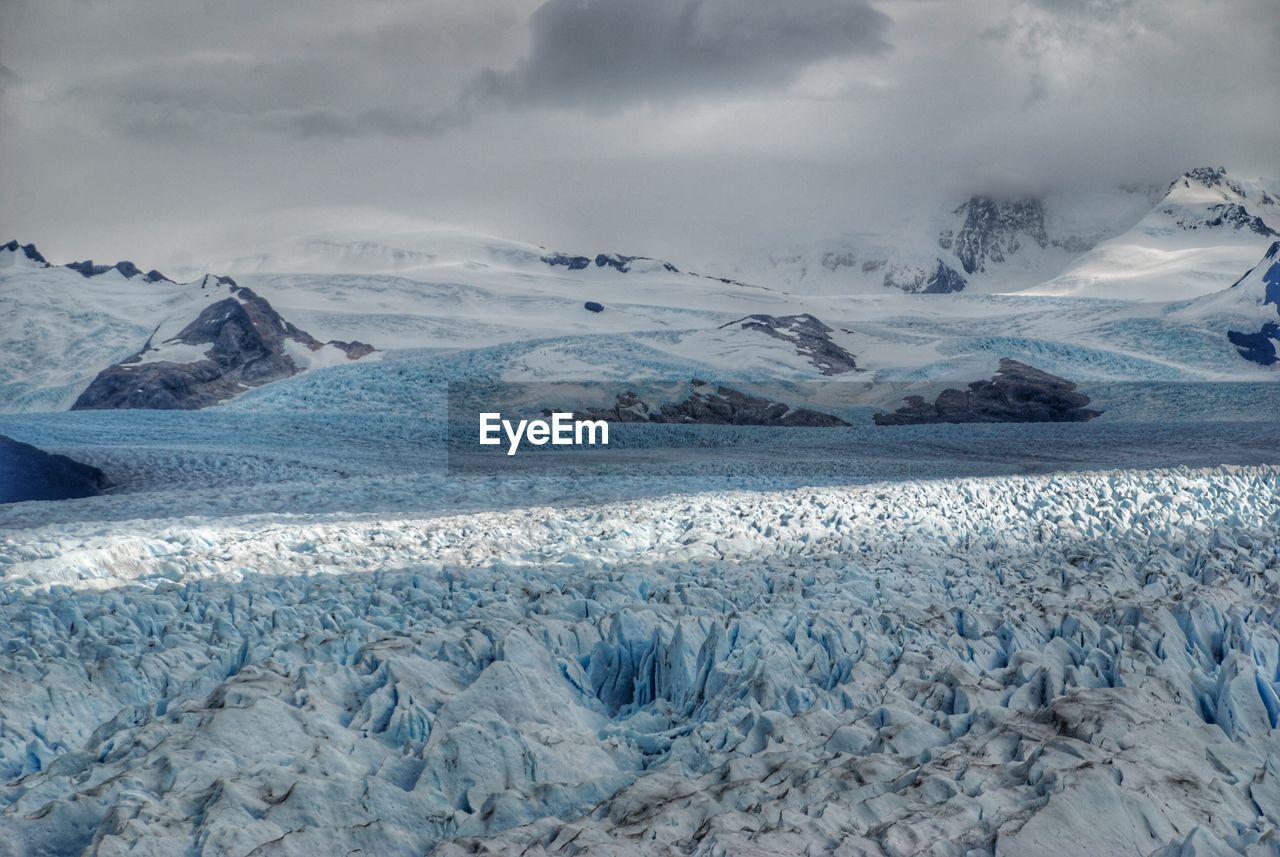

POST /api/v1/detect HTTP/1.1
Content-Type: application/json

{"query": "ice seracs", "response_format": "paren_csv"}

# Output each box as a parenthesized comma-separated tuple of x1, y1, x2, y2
(0, 467, 1276, 855)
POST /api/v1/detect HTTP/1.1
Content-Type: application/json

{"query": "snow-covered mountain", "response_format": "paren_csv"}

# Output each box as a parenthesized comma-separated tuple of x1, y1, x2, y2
(0, 240, 49, 270)
(0, 245, 379, 410)
(1022, 167, 1279, 301)
(3, 167, 1278, 413)
(720, 184, 1162, 296)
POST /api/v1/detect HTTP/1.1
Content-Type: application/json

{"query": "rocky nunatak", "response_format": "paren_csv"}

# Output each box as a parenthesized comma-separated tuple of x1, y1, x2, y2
(718, 314, 860, 375)
(73, 282, 375, 410)
(874, 359, 1101, 425)
(1, 435, 108, 503)
(557, 380, 850, 427)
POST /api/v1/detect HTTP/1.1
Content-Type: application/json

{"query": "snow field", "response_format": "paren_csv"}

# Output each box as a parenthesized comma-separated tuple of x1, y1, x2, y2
(1, 465, 1278, 855)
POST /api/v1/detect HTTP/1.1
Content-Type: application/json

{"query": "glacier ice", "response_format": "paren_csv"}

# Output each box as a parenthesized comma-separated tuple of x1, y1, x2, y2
(1, 466, 1278, 855)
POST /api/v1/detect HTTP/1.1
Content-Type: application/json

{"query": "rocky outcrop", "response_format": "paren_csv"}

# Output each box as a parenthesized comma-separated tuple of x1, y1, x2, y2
(0, 435, 107, 503)
(562, 380, 850, 427)
(874, 359, 1102, 425)
(1228, 323, 1280, 365)
(1179, 166, 1247, 197)
(949, 197, 1050, 275)
(882, 259, 968, 294)
(542, 252, 679, 273)
(719, 314, 860, 374)
(1165, 167, 1276, 236)
(72, 284, 375, 410)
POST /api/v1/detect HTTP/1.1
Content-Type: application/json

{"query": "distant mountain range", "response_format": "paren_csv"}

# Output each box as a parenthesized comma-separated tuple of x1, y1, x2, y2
(2, 167, 1276, 413)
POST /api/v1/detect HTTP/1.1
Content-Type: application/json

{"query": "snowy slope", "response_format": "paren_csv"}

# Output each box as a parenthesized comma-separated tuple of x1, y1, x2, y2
(716, 185, 1161, 297)
(5, 242, 1277, 414)
(1022, 168, 1280, 302)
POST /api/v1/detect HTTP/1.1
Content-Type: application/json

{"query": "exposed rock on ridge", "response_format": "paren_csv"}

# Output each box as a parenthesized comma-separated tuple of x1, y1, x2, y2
(72, 283, 375, 410)
(718, 314, 860, 374)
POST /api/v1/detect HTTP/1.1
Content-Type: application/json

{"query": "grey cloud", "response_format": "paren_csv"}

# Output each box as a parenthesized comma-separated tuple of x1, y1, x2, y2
(469, 0, 892, 109)
(0, 0, 1276, 268)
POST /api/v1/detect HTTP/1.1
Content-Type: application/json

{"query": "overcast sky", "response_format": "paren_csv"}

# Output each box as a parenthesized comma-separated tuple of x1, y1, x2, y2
(1, 0, 1277, 269)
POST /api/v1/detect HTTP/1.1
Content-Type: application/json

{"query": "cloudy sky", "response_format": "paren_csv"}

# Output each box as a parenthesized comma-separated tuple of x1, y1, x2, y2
(1, 0, 1277, 269)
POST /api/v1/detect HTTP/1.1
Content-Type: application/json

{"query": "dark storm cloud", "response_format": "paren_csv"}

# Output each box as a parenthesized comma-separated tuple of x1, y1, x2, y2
(466, 0, 891, 109)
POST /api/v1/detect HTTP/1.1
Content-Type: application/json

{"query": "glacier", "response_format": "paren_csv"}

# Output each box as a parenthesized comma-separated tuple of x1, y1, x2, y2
(3, 167, 1280, 855)
(1, 464, 1279, 856)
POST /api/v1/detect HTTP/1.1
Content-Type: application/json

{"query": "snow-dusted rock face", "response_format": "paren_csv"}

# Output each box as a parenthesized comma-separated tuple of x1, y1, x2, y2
(0, 240, 49, 269)
(718, 313, 860, 374)
(567, 379, 850, 426)
(875, 359, 1101, 425)
(0, 434, 107, 503)
(946, 197, 1050, 275)
(723, 184, 1161, 296)
(71, 284, 375, 410)
(0, 467, 1277, 855)
(1163, 168, 1276, 237)
(881, 257, 968, 294)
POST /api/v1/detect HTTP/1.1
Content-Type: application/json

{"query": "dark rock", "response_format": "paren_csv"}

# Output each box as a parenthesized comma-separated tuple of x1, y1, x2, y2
(0, 435, 108, 504)
(719, 314, 860, 375)
(65, 259, 174, 282)
(543, 250, 680, 274)
(66, 260, 111, 278)
(874, 359, 1102, 425)
(72, 285, 375, 410)
(1228, 323, 1279, 366)
(542, 253, 592, 270)
(595, 253, 635, 272)
(1, 240, 49, 266)
(561, 380, 849, 427)
(1172, 203, 1276, 237)
(584, 301, 605, 313)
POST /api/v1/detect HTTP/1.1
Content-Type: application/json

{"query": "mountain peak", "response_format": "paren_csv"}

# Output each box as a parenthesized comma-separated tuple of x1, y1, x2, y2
(0, 240, 50, 268)
(65, 259, 174, 283)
